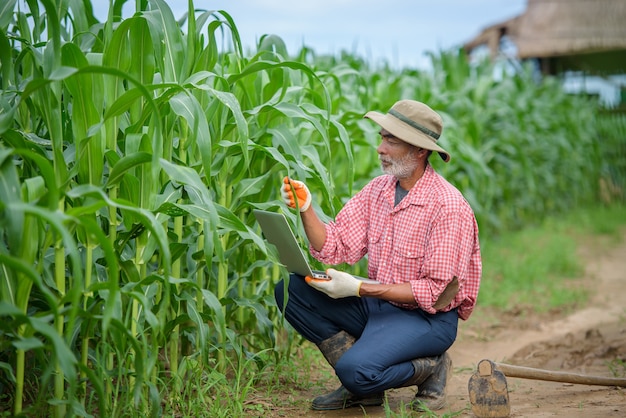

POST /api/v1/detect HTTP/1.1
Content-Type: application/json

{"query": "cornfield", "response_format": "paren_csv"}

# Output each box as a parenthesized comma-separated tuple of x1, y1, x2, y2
(0, 1, 624, 416)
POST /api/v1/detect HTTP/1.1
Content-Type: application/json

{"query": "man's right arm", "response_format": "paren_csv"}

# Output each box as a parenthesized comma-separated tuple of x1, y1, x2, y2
(300, 207, 327, 252)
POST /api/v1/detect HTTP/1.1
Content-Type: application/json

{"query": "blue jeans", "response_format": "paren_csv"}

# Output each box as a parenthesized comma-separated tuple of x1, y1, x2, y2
(275, 274, 458, 396)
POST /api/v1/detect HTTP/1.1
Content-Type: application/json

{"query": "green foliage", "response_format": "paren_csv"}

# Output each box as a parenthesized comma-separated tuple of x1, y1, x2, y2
(480, 226, 584, 310)
(479, 205, 626, 310)
(596, 113, 626, 204)
(1, 1, 331, 415)
(0, 0, 624, 416)
(562, 204, 626, 237)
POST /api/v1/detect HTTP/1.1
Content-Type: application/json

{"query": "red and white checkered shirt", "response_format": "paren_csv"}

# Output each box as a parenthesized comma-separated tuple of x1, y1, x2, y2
(310, 164, 482, 320)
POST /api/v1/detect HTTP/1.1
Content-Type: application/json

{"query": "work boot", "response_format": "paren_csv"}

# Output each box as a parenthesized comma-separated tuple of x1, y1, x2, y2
(410, 352, 452, 411)
(317, 330, 355, 367)
(311, 385, 385, 410)
(312, 331, 385, 410)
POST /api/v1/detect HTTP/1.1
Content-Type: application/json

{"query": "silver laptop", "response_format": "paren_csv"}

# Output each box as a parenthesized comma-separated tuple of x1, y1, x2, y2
(253, 210, 330, 279)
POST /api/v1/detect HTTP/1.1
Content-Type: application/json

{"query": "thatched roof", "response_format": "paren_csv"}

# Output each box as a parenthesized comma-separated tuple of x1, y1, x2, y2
(464, 0, 626, 60)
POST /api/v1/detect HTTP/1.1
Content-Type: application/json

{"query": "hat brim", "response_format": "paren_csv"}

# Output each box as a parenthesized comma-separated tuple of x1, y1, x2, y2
(365, 111, 450, 162)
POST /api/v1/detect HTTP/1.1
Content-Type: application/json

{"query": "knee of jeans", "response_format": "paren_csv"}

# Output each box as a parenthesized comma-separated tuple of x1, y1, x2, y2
(335, 357, 377, 396)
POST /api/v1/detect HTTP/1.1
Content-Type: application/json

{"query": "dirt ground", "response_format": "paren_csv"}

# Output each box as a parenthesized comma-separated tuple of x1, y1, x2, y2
(260, 229, 626, 417)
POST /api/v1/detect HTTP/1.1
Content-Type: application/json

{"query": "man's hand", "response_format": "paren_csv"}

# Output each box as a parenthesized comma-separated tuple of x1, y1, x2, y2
(281, 176, 312, 212)
(305, 268, 362, 298)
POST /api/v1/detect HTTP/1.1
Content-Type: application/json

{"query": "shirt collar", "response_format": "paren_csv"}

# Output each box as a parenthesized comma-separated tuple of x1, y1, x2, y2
(395, 164, 434, 209)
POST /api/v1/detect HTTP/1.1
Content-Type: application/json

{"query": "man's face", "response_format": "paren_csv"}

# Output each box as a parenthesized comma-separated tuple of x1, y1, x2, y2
(377, 130, 420, 179)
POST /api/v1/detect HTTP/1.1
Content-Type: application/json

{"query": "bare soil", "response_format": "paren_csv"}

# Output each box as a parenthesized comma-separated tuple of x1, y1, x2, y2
(256, 229, 626, 417)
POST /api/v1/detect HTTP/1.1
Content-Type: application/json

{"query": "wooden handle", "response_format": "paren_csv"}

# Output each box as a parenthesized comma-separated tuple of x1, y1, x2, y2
(493, 361, 626, 387)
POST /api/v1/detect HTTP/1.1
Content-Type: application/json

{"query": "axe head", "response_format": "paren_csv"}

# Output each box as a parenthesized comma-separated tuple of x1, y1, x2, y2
(468, 359, 511, 418)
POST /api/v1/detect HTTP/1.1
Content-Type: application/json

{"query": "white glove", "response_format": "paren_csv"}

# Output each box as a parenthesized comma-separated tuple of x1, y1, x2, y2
(281, 176, 312, 212)
(305, 268, 362, 299)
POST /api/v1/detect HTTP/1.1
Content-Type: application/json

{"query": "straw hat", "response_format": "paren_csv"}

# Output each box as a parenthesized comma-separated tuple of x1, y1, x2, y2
(364, 100, 450, 162)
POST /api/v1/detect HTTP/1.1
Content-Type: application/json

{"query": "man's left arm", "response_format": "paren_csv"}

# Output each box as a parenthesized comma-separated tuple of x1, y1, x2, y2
(359, 281, 415, 303)
(307, 270, 457, 307)
(359, 280, 458, 308)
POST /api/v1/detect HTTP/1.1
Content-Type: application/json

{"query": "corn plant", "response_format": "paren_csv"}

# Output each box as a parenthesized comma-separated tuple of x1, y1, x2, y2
(596, 112, 626, 203)
(0, 0, 338, 415)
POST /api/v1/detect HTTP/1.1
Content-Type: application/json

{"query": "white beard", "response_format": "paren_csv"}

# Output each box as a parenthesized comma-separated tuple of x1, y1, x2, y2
(380, 150, 419, 179)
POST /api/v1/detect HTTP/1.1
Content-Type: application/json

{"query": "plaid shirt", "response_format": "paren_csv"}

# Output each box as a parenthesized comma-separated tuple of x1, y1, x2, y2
(310, 165, 481, 320)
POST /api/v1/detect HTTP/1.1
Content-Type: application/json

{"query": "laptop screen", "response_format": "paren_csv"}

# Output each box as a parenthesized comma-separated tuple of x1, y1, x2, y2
(253, 209, 318, 277)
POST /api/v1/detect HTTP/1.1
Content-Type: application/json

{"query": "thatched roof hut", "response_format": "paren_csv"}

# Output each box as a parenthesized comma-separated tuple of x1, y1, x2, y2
(464, 0, 626, 75)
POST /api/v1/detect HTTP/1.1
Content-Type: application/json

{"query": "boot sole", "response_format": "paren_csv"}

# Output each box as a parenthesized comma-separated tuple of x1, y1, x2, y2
(311, 397, 384, 410)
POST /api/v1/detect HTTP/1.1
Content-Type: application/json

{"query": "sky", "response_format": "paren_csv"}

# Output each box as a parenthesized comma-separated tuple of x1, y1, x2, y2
(92, 0, 528, 70)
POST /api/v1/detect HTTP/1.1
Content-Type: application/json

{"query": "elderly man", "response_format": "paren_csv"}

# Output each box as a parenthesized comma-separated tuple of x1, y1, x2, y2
(275, 100, 482, 411)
